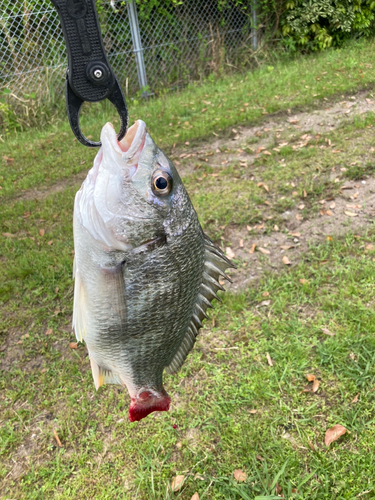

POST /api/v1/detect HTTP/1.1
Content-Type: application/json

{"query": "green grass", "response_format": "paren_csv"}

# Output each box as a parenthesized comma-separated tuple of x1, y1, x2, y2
(2, 38, 375, 499)
(2, 37, 375, 198)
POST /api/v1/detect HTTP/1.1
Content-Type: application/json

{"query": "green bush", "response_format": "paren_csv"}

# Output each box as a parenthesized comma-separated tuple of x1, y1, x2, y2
(280, 0, 375, 51)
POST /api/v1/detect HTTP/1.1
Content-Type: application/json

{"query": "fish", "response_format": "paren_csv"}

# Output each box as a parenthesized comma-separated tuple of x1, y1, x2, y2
(72, 120, 234, 422)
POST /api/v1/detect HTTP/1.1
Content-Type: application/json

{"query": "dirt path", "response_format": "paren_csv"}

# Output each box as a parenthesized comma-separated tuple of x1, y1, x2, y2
(172, 89, 375, 176)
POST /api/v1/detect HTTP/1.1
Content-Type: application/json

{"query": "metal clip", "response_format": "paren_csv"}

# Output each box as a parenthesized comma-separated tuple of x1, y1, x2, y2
(51, 0, 128, 147)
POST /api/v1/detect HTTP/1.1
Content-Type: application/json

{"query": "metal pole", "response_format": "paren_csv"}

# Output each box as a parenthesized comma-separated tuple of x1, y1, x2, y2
(251, 0, 257, 51)
(126, 0, 149, 95)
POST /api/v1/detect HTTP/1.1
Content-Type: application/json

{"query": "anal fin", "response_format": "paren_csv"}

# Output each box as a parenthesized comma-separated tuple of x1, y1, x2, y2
(90, 357, 122, 390)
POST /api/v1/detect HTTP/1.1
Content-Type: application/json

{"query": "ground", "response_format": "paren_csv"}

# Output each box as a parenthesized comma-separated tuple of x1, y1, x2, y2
(2, 40, 375, 499)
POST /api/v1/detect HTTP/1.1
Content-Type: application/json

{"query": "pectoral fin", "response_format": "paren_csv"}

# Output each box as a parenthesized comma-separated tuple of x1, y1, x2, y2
(72, 269, 88, 342)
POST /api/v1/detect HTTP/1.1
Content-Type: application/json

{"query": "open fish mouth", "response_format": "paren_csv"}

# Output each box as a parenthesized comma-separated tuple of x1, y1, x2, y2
(100, 119, 147, 177)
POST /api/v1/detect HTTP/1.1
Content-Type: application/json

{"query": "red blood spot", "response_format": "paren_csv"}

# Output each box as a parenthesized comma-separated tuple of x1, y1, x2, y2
(129, 390, 171, 422)
(173, 424, 177, 429)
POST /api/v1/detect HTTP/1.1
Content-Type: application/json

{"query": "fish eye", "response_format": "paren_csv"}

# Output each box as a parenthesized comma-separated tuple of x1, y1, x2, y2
(152, 170, 173, 196)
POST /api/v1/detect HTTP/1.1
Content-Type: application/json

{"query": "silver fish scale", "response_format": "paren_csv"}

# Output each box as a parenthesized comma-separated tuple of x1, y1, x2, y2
(116, 217, 205, 389)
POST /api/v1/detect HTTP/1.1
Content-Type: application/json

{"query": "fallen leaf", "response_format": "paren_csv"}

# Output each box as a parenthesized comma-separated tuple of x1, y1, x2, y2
(226, 247, 235, 259)
(53, 429, 63, 448)
(39, 229, 45, 237)
(257, 182, 269, 192)
(258, 247, 270, 255)
(266, 352, 273, 366)
(321, 327, 335, 336)
(329, 202, 336, 209)
(176, 442, 182, 449)
(21, 333, 29, 340)
(345, 211, 358, 217)
(298, 204, 305, 210)
(256, 455, 265, 461)
(45, 328, 53, 336)
(259, 300, 271, 307)
(249, 409, 257, 414)
(249, 243, 257, 254)
(191, 494, 199, 500)
(289, 232, 301, 237)
(239, 239, 244, 248)
(306, 374, 315, 382)
(256, 146, 266, 154)
(312, 379, 320, 393)
(352, 393, 359, 403)
(2, 232, 17, 238)
(274, 225, 279, 231)
(325, 424, 347, 446)
(366, 244, 374, 251)
(303, 189, 307, 198)
(47, 240, 53, 245)
(69, 342, 78, 349)
(296, 214, 303, 221)
(299, 279, 309, 284)
(262, 291, 270, 297)
(280, 245, 294, 250)
(233, 469, 247, 482)
(282, 256, 291, 265)
(327, 235, 333, 241)
(275, 483, 282, 495)
(171, 475, 185, 492)
(326, 210, 333, 216)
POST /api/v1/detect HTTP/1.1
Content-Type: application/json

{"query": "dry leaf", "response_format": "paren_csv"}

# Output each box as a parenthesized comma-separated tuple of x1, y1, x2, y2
(299, 279, 309, 284)
(69, 342, 78, 349)
(303, 189, 307, 198)
(282, 256, 291, 265)
(366, 244, 374, 251)
(345, 211, 358, 217)
(325, 424, 347, 446)
(191, 494, 199, 500)
(257, 182, 269, 192)
(233, 469, 247, 482)
(306, 374, 316, 382)
(171, 475, 185, 492)
(226, 247, 235, 259)
(298, 204, 305, 210)
(53, 429, 63, 448)
(326, 210, 333, 216)
(47, 240, 53, 245)
(262, 291, 270, 297)
(327, 235, 333, 241)
(352, 393, 359, 403)
(274, 225, 279, 231)
(2, 232, 17, 238)
(249, 243, 257, 254)
(266, 352, 273, 366)
(275, 483, 282, 495)
(45, 328, 53, 336)
(258, 247, 270, 255)
(329, 202, 336, 209)
(280, 245, 294, 250)
(249, 409, 257, 414)
(290, 232, 301, 237)
(312, 379, 320, 393)
(239, 239, 244, 248)
(39, 229, 45, 237)
(321, 327, 335, 336)
(295, 214, 303, 221)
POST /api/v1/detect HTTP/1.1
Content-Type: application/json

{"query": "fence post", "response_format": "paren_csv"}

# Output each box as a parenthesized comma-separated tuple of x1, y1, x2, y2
(251, 0, 258, 51)
(126, 0, 148, 95)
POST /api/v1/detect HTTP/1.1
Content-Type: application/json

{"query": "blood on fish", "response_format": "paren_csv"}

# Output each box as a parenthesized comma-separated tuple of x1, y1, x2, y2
(129, 391, 171, 422)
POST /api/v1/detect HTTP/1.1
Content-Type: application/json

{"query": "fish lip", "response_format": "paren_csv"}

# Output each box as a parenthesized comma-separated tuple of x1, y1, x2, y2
(100, 120, 147, 173)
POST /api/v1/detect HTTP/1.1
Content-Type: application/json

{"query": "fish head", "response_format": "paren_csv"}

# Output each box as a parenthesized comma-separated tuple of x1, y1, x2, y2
(75, 120, 195, 252)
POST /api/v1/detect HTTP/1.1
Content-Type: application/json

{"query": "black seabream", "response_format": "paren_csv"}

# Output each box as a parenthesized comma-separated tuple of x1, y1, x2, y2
(73, 120, 234, 422)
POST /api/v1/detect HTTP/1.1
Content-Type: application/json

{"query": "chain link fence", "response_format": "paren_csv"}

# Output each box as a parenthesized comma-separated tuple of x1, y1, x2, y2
(0, 1, 256, 127)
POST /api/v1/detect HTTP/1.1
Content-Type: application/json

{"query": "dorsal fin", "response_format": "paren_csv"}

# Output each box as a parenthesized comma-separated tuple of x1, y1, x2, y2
(165, 235, 235, 375)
